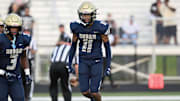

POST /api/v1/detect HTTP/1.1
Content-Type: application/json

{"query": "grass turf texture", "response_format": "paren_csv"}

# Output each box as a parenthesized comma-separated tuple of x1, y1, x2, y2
(34, 91, 180, 97)
(156, 56, 177, 76)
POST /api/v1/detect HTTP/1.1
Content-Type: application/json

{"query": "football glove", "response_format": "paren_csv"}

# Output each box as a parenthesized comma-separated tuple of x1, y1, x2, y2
(25, 75, 32, 85)
(24, 68, 32, 84)
(104, 67, 111, 76)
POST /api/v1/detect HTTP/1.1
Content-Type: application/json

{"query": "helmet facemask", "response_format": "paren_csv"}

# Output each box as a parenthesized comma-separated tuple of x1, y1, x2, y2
(78, 11, 96, 26)
(6, 26, 22, 36)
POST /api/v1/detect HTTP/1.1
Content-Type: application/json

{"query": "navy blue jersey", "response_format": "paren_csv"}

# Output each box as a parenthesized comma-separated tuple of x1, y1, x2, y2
(0, 33, 31, 75)
(70, 20, 109, 59)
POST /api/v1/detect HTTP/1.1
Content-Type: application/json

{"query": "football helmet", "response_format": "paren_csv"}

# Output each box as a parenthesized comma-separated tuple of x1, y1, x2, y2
(4, 13, 22, 35)
(78, 1, 97, 25)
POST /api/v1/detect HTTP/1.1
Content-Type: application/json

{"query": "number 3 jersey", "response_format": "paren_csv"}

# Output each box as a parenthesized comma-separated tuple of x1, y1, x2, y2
(0, 33, 31, 74)
(70, 20, 109, 59)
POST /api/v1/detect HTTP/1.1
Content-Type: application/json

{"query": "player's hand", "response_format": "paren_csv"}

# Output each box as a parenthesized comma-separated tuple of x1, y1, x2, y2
(66, 65, 75, 74)
(70, 78, 79, 87)
(25, 75, 32, 85)
(104, 67, 111, 76)
(5, 72, 17, 82)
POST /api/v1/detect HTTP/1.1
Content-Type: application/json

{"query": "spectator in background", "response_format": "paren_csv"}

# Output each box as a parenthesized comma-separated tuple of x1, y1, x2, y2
(0, 18, 4, 34)
(150, 0, 164, 44)
(121, 15, 139, 45)
(15, 0, 31, 8)
(8, 2, 21, 15)
(150, 0, 162, 19)
(105, 13, 119, 46)
(8, 1, 30, 16)
(159, 0, 177, 45)
(56, 24, 71, 45)
(22, 7, 34, 36)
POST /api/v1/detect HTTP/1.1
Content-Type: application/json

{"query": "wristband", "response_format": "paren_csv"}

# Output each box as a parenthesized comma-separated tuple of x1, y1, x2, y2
(24, 68, 30, 75)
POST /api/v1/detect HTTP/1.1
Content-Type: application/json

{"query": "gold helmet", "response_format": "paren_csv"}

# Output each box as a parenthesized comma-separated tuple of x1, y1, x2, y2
(0, 18, 4, 26)
(5, 13, 22, 27)
(78, 1, 97, 25)
(4, 13, 22, 35)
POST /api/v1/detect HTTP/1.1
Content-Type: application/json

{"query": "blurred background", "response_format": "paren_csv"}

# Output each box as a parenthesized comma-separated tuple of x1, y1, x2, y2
(1, 0, 180, 101)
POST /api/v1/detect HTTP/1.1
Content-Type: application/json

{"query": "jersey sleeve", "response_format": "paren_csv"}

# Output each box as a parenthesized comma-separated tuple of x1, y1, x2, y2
(99, 21, 110, 35)
(70, 22, 78, 34)
(23, 34, 31, 47)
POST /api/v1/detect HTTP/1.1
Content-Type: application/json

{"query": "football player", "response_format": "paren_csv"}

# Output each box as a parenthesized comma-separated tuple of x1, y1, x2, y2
(0, 13, 31, 101)
(68, 2, 111, 101)
(0, 17, 4, 34)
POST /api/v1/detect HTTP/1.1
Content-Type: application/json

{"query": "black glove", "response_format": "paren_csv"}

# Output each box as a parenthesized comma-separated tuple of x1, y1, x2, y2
(5, 72, 17, 82)
(25, 75, 32, 85)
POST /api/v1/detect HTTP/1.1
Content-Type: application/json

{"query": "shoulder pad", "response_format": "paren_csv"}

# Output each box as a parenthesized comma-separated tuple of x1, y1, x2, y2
(21, 33, 31, 46)
(96, 20, 110, 35)
(70, 21, 80, 34)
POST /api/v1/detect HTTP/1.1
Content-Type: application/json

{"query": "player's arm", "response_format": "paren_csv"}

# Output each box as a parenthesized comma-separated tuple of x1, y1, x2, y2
(21, 50, 32, 84)
(68, 34, 78, 73)
(74, 64, 79, 78)
(101, 34, 111, 76)
(21, 50, 29, 70)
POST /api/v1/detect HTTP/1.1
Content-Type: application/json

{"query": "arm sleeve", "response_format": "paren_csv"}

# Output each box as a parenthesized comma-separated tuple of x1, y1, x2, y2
(104, 41, 111, 68)
(68, 39, 77, 66)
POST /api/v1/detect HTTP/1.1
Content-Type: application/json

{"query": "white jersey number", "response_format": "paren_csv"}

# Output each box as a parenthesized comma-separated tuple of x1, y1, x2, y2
(7, 54, 18, 70)
(82, 39, 93, 53)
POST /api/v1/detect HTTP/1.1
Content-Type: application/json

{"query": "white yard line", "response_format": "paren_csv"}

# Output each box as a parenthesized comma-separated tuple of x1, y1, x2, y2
(32, 96, 180, 101)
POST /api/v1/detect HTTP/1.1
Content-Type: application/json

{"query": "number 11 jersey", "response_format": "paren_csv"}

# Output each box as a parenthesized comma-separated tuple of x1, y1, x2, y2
(70, 20, 109, 59)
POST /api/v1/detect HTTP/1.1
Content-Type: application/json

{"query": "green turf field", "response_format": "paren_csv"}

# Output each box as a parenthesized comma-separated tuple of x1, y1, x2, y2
(34, 91, 180, 97)
(156, 56, 177, 76)
(32, 92, 180, 101)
